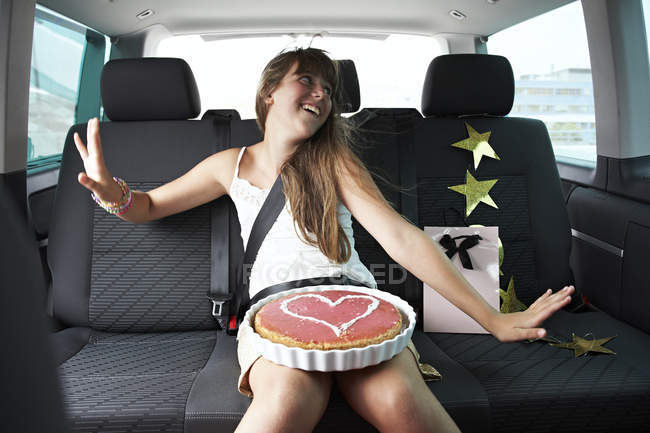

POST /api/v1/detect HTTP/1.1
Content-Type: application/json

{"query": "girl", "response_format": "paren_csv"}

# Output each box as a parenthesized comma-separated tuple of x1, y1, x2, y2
(74, 48, 574, 433)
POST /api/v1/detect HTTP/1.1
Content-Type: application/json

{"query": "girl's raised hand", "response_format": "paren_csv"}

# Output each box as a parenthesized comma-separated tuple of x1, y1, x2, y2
(73, 118, 122, 202)
(490, 285, 575, 343)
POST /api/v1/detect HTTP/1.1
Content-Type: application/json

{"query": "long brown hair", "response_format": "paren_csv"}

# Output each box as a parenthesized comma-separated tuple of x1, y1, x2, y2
(256, 47, 385, 264)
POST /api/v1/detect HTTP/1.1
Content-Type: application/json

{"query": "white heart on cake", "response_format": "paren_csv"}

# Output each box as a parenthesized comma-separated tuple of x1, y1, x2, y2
(280, 293, 380, 337)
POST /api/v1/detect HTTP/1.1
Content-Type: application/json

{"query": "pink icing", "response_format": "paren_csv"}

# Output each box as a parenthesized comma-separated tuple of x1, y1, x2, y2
(257, 290, 401, 344)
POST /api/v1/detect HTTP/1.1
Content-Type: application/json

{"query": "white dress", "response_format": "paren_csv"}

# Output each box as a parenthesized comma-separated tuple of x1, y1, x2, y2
(229, 146, 377, 300)
(230, 146, 440, 397)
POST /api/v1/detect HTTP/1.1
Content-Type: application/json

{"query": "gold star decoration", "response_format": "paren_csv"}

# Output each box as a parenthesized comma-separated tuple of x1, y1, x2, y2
(499, 276, 528, 313)
(549, 333, 617, 357)
(419, 362, 442, 382)
(448, 170, 499, 217)
(451, 122, 500, 170)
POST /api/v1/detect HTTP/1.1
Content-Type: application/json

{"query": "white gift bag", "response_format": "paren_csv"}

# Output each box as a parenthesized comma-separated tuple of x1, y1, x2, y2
(423, 226, 500, 334)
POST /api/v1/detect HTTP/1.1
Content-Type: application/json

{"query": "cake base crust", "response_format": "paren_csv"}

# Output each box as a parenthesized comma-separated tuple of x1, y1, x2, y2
(254, 290, 402, 350)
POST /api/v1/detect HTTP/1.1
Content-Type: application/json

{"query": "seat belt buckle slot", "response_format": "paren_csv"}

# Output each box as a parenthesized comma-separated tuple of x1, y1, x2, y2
(208, 294, 232, 318)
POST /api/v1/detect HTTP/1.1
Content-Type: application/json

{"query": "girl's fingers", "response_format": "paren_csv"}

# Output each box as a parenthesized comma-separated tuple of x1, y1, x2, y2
(529, 289, 552, 309)
(78, 172, 97, 192)
(506, 327, 545, 343)
(535, 296, 571, 323)
(531, 286, 574, 311)
(73, 132, 88, 160)
(87, 118, 102, 157)
(85, 118, 102, 158)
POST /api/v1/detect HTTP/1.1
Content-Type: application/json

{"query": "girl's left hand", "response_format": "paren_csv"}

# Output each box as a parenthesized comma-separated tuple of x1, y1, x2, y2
(490, 285, 575, 343)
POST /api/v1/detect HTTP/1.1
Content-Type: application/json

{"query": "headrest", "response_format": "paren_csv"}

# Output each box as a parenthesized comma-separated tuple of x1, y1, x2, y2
(421, 54, 514, 117)
(101, 58, 201, 121)
(336, 60, 360, 113)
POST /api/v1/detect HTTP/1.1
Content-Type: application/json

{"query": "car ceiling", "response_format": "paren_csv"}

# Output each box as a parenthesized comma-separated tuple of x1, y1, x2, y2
(38, 0, 575, 39)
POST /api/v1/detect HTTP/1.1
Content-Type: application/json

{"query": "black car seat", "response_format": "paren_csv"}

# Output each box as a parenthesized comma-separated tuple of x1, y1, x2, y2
(47, 58, 249, 433)
(418, 54, 650, 432)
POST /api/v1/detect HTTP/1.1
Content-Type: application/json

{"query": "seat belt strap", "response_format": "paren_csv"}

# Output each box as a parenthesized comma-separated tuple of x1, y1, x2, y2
(206, 118, 235, 331)
(234, 174, 286, 327)
(209, 197, 232, 331)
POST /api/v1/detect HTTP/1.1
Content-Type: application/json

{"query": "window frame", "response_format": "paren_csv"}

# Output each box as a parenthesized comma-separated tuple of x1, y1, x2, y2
(487, 1, 598, 172)
(27, 6, 107, 174)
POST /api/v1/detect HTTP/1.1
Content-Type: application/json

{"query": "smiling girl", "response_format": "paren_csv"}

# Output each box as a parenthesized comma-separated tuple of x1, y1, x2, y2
(74, 48, 574, 433)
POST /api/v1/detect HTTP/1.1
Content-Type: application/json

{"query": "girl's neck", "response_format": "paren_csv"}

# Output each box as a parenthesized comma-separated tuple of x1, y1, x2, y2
(259, 130, 303, 176)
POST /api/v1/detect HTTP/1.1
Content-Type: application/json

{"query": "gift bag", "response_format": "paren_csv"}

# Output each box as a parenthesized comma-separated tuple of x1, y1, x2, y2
(423, 226, 500, 334)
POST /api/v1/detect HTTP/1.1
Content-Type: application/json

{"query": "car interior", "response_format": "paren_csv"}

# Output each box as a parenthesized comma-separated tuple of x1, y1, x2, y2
(1, 0, 649, 432)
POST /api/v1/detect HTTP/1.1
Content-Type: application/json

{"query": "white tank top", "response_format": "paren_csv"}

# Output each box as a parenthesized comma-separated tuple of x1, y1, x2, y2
(229, 146, 377, 299)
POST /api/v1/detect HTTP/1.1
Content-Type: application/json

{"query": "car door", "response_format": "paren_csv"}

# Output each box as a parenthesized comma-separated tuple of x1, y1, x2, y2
(487, 0, 650, 333)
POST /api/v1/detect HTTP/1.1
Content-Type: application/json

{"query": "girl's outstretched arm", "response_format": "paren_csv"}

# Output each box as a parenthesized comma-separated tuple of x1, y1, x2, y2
(74, 118, 240, 223)
(336, 157, 574, 343)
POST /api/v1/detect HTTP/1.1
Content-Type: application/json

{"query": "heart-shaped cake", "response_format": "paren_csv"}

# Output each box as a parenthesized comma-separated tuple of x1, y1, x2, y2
(254, 290, 402, 350)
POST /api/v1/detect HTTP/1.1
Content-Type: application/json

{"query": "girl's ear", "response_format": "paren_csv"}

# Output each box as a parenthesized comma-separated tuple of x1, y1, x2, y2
(266, 94, 273, 105)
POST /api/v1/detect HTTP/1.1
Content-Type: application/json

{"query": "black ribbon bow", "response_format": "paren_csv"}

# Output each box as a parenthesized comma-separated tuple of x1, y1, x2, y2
(439, 234, 482, 270)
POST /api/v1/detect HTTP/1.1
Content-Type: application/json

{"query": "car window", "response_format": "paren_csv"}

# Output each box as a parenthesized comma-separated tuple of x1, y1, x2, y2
(27, 5, 109, 173)
(488, 1, 596, 168)
(157, 33, 443, 119)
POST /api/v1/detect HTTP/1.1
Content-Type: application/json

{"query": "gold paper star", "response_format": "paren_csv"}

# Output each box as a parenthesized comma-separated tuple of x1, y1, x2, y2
(419, 362, 442, 382)
(549, 333, 617, 357)
(451, 122, 500, 170)
(448, 170, 498, 217)
(499, 276, 528, 313)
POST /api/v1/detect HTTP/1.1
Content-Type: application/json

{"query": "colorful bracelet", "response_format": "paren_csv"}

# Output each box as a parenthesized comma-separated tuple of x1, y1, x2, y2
(91, 177, 133, 215)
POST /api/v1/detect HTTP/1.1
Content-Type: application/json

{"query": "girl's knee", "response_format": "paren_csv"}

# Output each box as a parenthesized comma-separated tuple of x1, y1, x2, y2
(377, 378, 460, 433)
(240, 365, 332, 433)
(378, 376, 420, 413)
(366, 357, 436, 428)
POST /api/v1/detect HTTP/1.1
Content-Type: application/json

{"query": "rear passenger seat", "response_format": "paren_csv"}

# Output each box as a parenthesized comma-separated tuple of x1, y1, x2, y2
(48, 57, 413, 433)
(48, 54, 650, 433)
(48, 58, 250, 433)
(415, 54, 650, 432)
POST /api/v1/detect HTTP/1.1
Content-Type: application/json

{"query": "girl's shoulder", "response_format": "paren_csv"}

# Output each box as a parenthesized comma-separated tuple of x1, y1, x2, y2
(213, 146, 243, 171)
(236, 143, 278, 191)
(197, 146, 244, 196)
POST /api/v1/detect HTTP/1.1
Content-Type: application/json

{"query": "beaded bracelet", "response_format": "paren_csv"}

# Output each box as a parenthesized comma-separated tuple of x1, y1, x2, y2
(91, 177, 133, 215)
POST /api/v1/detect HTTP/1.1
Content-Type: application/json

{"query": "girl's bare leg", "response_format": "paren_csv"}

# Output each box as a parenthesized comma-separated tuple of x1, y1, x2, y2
(335, 349, 461, 433)
(235, 358, 333, 433)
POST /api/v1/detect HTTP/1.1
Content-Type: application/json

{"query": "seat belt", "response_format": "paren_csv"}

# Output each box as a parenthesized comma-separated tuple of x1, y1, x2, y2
(227, 174, 371, 333)
(208, 173, 286, 334)
(206, 119, 239, 332)
(234, 175, 286, 326)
